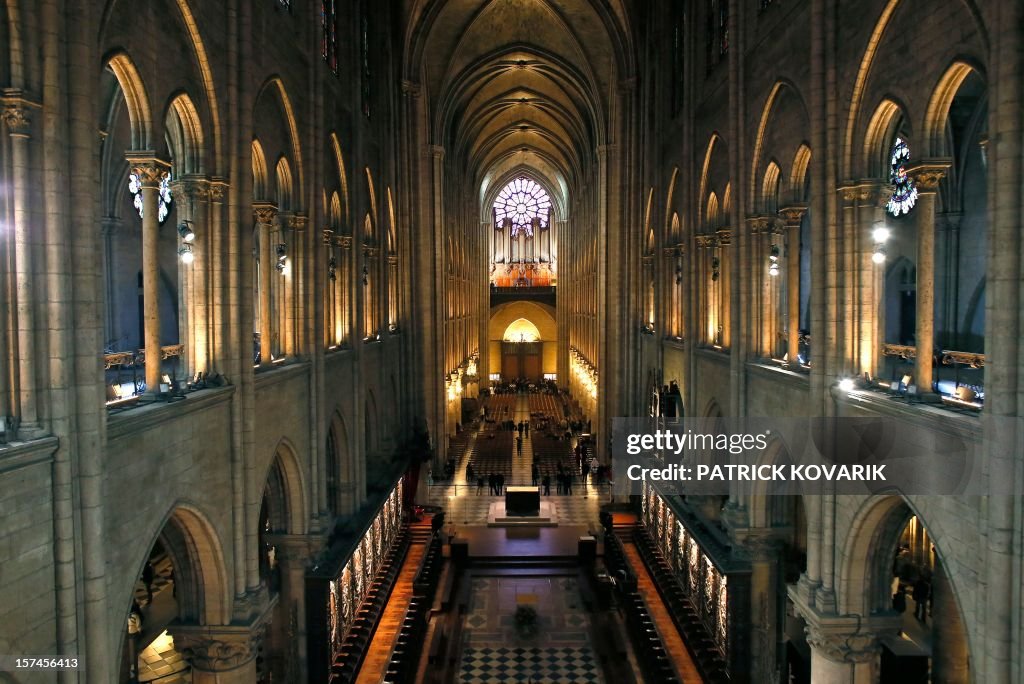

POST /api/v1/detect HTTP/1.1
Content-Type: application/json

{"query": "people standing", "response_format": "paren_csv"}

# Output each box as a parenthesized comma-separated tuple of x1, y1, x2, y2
(496, 473, 505, 495)
(542, 475, 551, 496)
(913, 577, 931, 622)
(532, 463, 539, 486)
(477, 476, 485, 495)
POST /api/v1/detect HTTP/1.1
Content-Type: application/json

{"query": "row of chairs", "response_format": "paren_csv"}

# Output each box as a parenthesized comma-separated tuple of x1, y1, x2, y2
(632, 525, 728, 682)
(329, 529, 411, 683)
(531, 433, 573, 478)
(468, 429, 513, 480)
(385, 533, 444, 683)
(603, 532, 680, 683)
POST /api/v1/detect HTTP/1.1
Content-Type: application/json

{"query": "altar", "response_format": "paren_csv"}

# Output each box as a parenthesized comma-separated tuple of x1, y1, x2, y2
(485, 486, 558, 527)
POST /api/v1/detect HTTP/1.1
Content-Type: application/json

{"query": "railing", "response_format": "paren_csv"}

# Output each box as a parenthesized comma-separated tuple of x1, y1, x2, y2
(880, 344, 985, 407)
(103, 344, 185, 406)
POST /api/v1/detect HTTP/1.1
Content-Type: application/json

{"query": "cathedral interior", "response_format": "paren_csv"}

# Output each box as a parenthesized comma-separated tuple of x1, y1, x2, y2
(0, 0, 1022, 682)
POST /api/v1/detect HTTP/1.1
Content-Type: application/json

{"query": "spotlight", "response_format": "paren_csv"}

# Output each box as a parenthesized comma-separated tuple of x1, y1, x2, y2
(872, 227, 891, 243)
(275, 243, 287, 272)
(769, 244, 780, 262)
(769, 261, 780, 277)
(328, 256, 337, 282)
(872, 244, 886, 264)
(711, 256, 720, 282)
(178, 243, 195, 264)
(362, 264, 369, 285)
(838, 377, 855, 392)
(178, 221, 196, 243)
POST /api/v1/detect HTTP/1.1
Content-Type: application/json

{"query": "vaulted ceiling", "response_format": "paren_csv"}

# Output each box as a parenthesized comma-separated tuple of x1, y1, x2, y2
(403, 0, 634, 207)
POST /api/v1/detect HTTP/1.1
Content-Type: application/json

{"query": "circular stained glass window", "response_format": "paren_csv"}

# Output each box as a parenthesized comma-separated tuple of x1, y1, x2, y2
(886, 137, 917, 216)
(128, 172, 173, 224)
(493, 177, 551, 236)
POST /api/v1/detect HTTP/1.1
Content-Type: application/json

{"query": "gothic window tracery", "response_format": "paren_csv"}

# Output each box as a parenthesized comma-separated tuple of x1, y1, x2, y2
(887, 137, 918, 216)
(493, 177, 551, 236)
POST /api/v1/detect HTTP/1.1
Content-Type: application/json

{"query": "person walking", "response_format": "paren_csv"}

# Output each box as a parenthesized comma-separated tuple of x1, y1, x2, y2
(532, 463, 539, 486)
(516, 436, 523, 456)
(913, 577, 930, 622)
(488, 473, 496, 495)
(477, 476, 485, 495)
(542, 475, 551, 496)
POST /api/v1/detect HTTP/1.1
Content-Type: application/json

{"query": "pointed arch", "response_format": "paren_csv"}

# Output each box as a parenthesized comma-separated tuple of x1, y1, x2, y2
(256, 77, 305, 200)
(749, 80, 808, 206)
(275, 157, 293, 211)
(264, 438, 309, 536)
(251, 139, 268, 200)
(171, 0, 222, 170)
(705, 192, 720, 230)
(329, 132, 351, 228)
(365, 167, 378, 229)
(789, 144, 812, 202)
(664, 167, 679, 233)
(762, 160, 781, 214)
(923, 60, 986, 157)
(105, 51, 152, 149)
(863, 98, 910, 179)
(165, 92, 205, 175)
(698, 133, 722, 225)
(385, 187, 397, 252)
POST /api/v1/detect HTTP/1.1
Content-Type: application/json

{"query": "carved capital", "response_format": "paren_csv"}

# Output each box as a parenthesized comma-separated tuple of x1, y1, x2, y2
(778, 204, 808, 228)
(339, 235, 354, 249)
(208, 178, 228, 202)
(170, 175, 210, 202)
(363, 246, 379, 258)
(715, 228, 732, 246)
(126, 154, 171, 188)
(695, 234, 717, 249)
(252, 201, 279, 227)
(288, 213, 308, 231)
(906, 160, 950, 194)
(1, 103, 30, 137)
(322, 228, 335, 244)
(387, 254, 398, 265)
(401, 80, 421, 97)
(804, 623, 880, 664)
(172, 622, 267, 672)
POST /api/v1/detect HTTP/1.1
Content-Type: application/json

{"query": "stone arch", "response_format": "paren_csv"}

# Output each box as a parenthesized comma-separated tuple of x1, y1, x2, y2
(122, 503, 231, 635)
(329, 132, 351, 227)
(923, 60, 986, 157)
(837, 495, 974, 680)
(364, 167, 378, 231)
(749, 79, 809, 207)
(274, 157, 293, 211)
(251, 139, 268, 200)
(705, 192, 719, 230)
(761, 159, 782, 214)
(702, 398, 723, 419)
(664, 167, 679, 234)
(255, 77, 304, 199)
(386, 187, 397, 253)
(789, 144, 811, 203)
(862, 97, 912, 180)
(263, 438, 308, 536)
(698, 133, 722, 225)
(104, 51, 152, 149)
(164, 91, 205, 175)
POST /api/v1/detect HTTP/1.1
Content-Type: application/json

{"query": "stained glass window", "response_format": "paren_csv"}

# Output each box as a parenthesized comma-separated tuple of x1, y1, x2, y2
(887, 137, 918, 216)
(493, 177, 552, 236)
(322, 0, 337, 74)
(128, 172, 172, 224)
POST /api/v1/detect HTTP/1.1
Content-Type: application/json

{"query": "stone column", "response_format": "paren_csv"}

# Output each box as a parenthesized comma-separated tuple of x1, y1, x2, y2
(173, 176, 211, 378)
(779, 206, 807, 367)
(128, 154, 172, 394)
(208, 180, 228, 368)
(857, 183, 892, 379)
(744, 535, 783, 683)
(931, 557, 970, 683)
(268, 535, 321, 684)
(323, 230, 336, 346)
(906, 162, 949, 396)
(100, 216, 123, 348)
(794, 610, 899, 684)
(717, 229, 732, 349)
(3, 102, 44, 435)
(340, 236, 353, 344)
(172, 618, 269, 684)
(287, 213, 308, 357)
(253, 203, 278, 367)
(387, 253, 399, 332)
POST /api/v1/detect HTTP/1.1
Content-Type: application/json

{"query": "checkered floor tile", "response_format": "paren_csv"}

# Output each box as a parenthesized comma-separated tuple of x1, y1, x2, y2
(458, 646, 602, 683)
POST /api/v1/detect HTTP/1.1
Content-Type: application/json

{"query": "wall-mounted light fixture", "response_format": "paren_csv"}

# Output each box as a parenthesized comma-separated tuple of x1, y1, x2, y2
(178, 243, 194, 264)
(711, 256, 720, 282)
(871, 226, 890, 265)
(768, 244, 780, 277)
(178, 220, 196, 243)
(328, 256, 337, 282)
(275, 243, 287, 272)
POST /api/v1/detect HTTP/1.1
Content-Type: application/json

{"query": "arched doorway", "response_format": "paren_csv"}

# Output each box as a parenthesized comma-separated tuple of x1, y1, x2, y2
(117, 506, 229, 683)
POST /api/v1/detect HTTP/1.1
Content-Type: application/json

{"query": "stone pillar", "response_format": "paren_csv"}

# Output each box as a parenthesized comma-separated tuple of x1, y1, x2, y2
(128, 154, 172, 394)
(779, 206, 807, 367)
(387, 253, 399, 332)
(100, 216, 123, 349)
(340, 236, 353, 344)
(287, 213, 308, 357)
(172, 618, 269, 684)
(173, 176, 211, 378)
(253, 203, 278, 367)
(931, 557, 970, 683)
(208, 180, 228, 368)
(3, 101, 45, 436)
(744, 534, 783, 683)
(799, 614, 898, 684)
(268, 535, 321, 684)
(906, 162, 949, 396)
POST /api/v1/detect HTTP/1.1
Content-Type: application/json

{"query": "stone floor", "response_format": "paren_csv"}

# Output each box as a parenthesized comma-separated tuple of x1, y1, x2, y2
(457, 576, 603, 684)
